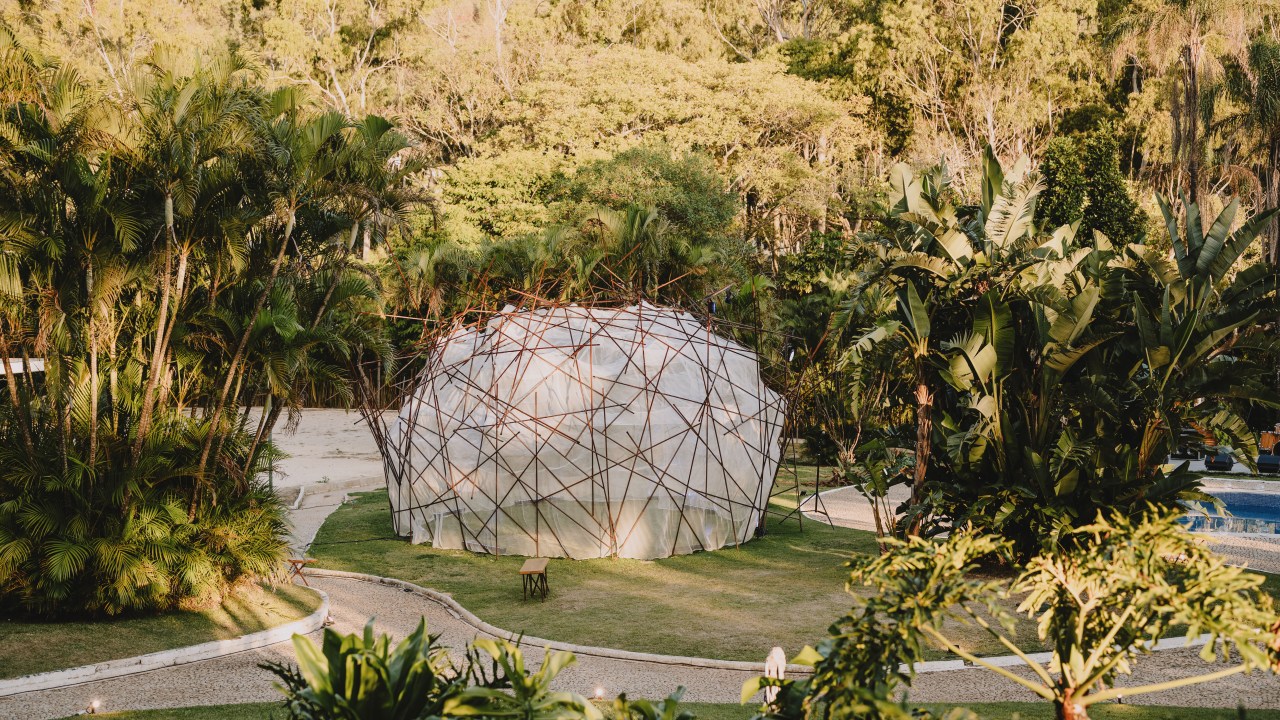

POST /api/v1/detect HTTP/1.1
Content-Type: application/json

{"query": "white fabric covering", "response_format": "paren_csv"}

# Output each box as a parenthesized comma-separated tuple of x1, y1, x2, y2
(384, 303, 786, 559)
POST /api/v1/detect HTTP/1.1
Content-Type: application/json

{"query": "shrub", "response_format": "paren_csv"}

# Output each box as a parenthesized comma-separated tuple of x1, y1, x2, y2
(265, 618, 664, 720)
(1038, 137, 1086, 229)
(748, 511, 1280, 720)
(0, 412, 288, 617)
(1080, 130, 1143, 243)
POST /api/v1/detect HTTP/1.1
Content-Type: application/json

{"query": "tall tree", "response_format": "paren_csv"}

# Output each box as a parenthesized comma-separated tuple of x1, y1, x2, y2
(1111, 0, 1272, 207)
(1223, 36, 1280, 262)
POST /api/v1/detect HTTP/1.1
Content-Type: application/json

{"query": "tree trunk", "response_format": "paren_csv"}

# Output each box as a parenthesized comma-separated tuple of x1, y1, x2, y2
(1267, 134, 1279, 264)
(908, 372, 933, 536)
(133, 193, 176, 461)
(0, 331, 34, 457)
(88, 260, 98, 466)
(109, 330, 119, 434)
(244, 400, 284, 480)
(1056, 689, 1089, 720)
(196, 212, 296, 484)
(1183, 44, 1201, 209)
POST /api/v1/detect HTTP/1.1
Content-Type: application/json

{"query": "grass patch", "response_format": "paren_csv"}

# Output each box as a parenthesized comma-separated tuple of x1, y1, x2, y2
(72, 703, 279, 720)
(310, 490, 1045, 662)
(1260, 572, 1280, 603)
(68, 701, 1280, 720)
(0, 583, 321, 679)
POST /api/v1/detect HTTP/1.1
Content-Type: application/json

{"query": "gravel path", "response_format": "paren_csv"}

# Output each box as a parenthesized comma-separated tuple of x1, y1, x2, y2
(7, 480, 1280, 718)
(10, 572, 1279, 719)
(1, 574, 759, 720)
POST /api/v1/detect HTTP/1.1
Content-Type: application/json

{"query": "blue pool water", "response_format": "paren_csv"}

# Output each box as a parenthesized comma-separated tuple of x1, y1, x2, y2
(1181, 491, 1280, 534)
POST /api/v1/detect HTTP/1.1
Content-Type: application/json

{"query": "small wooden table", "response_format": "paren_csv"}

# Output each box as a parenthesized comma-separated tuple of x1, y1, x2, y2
(520, 558, 549, 601)
(287, 558, 316, 586)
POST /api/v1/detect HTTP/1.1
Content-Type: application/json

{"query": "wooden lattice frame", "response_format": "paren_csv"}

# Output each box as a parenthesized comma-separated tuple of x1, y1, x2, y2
(359, 300, 790, 559)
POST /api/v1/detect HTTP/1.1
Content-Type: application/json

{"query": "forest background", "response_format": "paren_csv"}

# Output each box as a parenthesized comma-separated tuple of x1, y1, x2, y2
(8, 0, 1275, 262)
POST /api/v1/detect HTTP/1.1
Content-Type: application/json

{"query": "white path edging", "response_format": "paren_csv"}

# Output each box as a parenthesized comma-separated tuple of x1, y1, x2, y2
(0, 587, 329, 697)
(290, 485, 307, 511)
(308, 569, 1206, 677)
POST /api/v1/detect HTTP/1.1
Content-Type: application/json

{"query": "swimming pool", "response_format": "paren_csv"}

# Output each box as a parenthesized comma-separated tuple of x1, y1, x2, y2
(1181, 490, 1280, 534)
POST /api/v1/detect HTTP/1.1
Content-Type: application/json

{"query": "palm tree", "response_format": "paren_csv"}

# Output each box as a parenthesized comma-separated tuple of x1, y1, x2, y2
(1110, 0, 1274, 207)
(125, 50, 261, 461)
(1221, 36, 1280, 262)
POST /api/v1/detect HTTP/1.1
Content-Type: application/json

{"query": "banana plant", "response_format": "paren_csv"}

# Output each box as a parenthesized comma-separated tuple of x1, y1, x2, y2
(832, 146, 1280, 558)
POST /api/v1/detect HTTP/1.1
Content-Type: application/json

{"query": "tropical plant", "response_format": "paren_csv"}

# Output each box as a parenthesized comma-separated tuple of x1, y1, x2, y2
(0, 30, 407, 616)
(831, 148, 1280, 556)
(266, 619, 472, 720)
(611, 689, 698, 720)
(267, 618, 640, 720)
(0, 411, 287, 615)
(834, 438, 910, 551)
(749, 511, 1280, 720)
(445, 639, 603, 720)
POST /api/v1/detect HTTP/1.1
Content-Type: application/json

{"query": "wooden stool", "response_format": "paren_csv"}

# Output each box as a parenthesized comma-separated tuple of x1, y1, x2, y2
(287, 558, 316, 586)
(520, 558, 549, 600)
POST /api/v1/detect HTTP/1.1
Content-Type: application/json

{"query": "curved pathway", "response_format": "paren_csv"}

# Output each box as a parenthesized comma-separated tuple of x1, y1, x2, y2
(6, 483, 1280, 718)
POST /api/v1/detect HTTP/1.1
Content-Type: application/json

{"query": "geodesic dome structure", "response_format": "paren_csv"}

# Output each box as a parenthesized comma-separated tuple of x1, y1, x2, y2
(383, 303, 786, 560)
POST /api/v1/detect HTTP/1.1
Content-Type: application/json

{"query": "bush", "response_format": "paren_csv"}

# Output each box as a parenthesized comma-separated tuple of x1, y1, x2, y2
(1080, 130, 1143, 243)
(748, 511, 1280, 720)
(265, 618, 686, 720)
(0, 412, 288, 617)
(1038, 137, 1086, 229)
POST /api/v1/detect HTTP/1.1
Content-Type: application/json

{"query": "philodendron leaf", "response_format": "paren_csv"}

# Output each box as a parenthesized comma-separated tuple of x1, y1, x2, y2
(293, 632, 334, 695)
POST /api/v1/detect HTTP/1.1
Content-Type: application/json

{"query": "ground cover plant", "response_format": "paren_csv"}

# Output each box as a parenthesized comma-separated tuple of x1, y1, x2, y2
(0, 583, 320, 679)
(311, 490, 1050, 662)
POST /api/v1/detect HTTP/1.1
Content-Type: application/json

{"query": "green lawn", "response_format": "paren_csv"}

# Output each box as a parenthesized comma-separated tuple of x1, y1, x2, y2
(70, 704, 278, 720)
(70, 701, 1280, 720)
(0, 583, 322, 679)
(309, 490, 1048, 662)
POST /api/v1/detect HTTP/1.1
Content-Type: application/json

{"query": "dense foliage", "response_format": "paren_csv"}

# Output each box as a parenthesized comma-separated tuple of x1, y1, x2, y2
(2, 0, 1277, 256)
(748, 511, 1280, 720)
(0, 0, 1277, 615)
(266, 617, 697, 720)
(825, 149, 1280, 555)
(0, 34, 404, 616)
